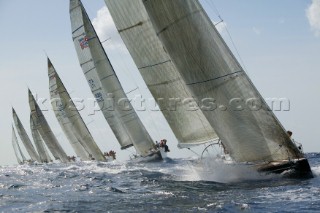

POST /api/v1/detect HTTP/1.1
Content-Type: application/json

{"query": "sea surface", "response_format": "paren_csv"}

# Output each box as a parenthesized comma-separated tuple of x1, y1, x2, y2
(0, 153, 320, 212)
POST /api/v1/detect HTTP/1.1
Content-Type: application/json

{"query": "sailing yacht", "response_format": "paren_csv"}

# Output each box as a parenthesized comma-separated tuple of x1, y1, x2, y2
(69, 0, 161, 161)
(48, 58, 106, 162)
(30, 114, 52, 163)
(104, 0, 312, 178)
(12, 108, 41, 163)
(11, 126, 28, 164)
(29, 89, 70, 163)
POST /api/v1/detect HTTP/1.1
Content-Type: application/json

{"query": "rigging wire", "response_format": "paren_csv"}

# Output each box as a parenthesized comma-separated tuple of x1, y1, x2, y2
(187, 148, 200, 157)
(203, 0, 249, 74)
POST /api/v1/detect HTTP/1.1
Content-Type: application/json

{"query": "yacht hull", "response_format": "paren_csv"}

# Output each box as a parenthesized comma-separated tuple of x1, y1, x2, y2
(257, 158, 313, 178)
(132, 150, 163, 163)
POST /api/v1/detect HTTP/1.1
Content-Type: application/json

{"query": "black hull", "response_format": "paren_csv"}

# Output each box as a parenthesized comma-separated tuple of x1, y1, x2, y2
(132, 150, 163, 163)
(257, 158, 313, 179)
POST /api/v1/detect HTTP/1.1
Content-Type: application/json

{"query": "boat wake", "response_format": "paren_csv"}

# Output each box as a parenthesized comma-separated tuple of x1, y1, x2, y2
(182, 158, 278, 183)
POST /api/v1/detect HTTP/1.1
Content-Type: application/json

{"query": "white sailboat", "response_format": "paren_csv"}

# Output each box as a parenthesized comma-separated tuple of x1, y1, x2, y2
(12, 108, 41, 163)
(11, 126, 28, 164)
(102, 0, 312, 177)
(28, 89, 70, 163)
(48, 58, 106, 162)
(69, 0, 161, 160)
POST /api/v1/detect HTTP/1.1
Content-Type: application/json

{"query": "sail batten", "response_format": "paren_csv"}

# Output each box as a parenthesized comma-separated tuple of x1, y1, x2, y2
(70, 0, 156, 156)
(104, 0, 218, 147)
(143, 0, 302, 162)
(48, 58, 106, 161)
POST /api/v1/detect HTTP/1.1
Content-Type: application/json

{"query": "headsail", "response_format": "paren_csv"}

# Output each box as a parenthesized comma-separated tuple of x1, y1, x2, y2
(143, 0, 303, 162)
(70, 0, 156, 157)
(30, 114, 52, 163)
(104, 0, 218, 148)
(11, 126, 26, 164)
(48, 58, 106, 161)
(28, 89, 69, 163)
(12, 108, 41, 162)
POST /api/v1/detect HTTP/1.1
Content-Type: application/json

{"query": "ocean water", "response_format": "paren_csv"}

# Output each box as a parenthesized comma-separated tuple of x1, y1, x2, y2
(0, 153, 320, 212)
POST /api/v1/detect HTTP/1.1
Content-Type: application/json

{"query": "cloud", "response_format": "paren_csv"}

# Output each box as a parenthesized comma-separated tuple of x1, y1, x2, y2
(306, 0, 320, 37)
(92, 6, 127, 52)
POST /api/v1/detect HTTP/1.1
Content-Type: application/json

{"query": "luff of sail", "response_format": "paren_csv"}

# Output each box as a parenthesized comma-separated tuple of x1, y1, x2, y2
(48, 58, 106, 161)
(28, 89, 69, 163)
(70, 0, 156, 157)
(30, 114, 52, 163)
(12, 126, 25, 164)
(143, 0, 303, 163)
(12, 108, 41, 162)
(104, 0, 218, 148)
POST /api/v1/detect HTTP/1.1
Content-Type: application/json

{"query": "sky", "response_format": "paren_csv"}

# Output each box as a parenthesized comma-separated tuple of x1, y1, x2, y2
(0, 0, 320, 166)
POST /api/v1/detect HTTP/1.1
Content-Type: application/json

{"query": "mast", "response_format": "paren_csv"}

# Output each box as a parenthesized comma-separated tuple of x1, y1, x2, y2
(12, 126, 25, 164)
(104, 0, 218, 148)
(12, 108, 41, 162)
(28, 89, 69, 163)
(30, 114, 52, 163)
(143, 0, 303, 162)
(70, 0, 156, 157)
(48, 58, 106, 161)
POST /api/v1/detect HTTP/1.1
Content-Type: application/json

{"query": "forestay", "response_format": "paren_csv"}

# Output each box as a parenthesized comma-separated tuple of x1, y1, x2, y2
(11, 126, 26, 164)
(48, 58, 106, 161)
(30, 114, 52, 163)
(104, 0, 218, 148)
(28, 90, 69, 163)
(70, 0, 156, 156)
(12, 108, 41, 162)
(143, 0, 303, 162)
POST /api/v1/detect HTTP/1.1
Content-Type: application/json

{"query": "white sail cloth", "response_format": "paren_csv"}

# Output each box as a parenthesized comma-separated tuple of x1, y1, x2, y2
(30, 114, 52, 163)
(28, 90, 69, 163)
(143, 0, 303, 162)
(12, 108, 41, 162)
(11, 126, 26, 164)
(70, 0, 156, 157)
(104, 0, 218, 148)
(48, 58, 106, 161)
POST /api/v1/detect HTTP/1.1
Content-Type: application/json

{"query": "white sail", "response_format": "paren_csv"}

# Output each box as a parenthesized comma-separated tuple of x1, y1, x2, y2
(48, 58, 106, 161)
(70, 0, 156, 157)
(12, 126, 24, 164)
(12, 108, 41, 162)
(143, 0, 303, 163)
(28, 89, 69, 163)
(104, 0, 218, 148)
(30, 114, 52, 163)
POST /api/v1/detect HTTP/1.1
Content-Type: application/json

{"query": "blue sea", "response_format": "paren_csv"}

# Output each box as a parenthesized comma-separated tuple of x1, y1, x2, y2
(0, 153, 320, 212)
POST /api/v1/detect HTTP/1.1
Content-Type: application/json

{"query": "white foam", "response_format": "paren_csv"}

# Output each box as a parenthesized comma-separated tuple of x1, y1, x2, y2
(311, 165, 320, 177)
(180, 158, 275, 183)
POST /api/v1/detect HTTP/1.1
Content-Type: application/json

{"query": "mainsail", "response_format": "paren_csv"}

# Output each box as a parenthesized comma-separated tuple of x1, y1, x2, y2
(104, 0, 218, 148)
(48, 58, 106, 161)
(28, 89, 69, 163)
(30, 114, 52, 163)
(70, 0, 156, 157)
(12, 108, 41, 162)
(143, 0, 303, 163)
(12, 126, 27, 164)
